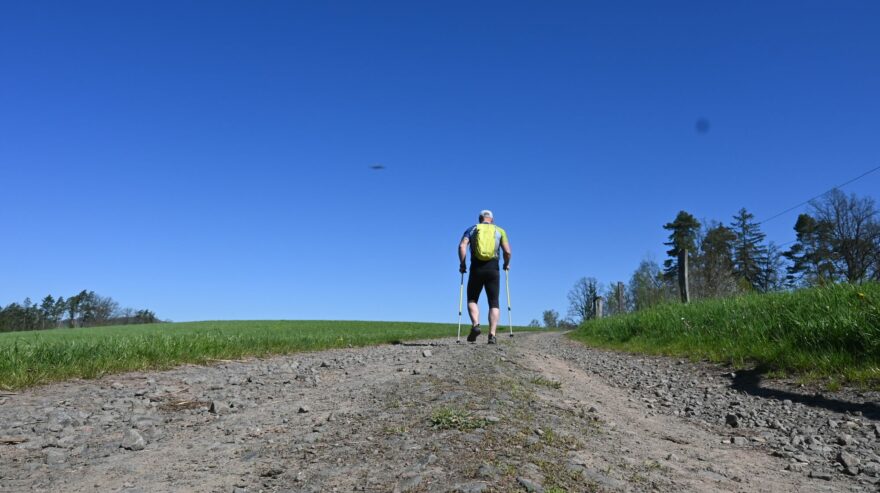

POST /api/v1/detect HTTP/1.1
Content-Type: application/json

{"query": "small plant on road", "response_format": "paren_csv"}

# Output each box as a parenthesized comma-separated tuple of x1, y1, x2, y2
(430, 406, 489, 431)
(382, 425, 409, 435)
(530, 376, 562, 389)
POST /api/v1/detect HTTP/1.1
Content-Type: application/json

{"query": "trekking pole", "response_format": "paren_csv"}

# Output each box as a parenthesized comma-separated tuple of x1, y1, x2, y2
(505, 269, 514, 337)
(456, 272, 464, 343)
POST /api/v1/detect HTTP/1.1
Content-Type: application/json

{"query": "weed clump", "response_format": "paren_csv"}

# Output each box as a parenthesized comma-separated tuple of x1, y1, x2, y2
(530, 376, 562, 389)
(430, 407, 489, 431)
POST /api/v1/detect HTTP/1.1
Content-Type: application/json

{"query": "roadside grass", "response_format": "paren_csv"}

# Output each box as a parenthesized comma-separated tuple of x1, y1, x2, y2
(0, 320, 541, 390)
(571, 283, 880, 387)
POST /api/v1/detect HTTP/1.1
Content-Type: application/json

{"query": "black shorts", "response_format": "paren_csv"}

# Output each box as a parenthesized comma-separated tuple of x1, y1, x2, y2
(467, 265, 500, 309)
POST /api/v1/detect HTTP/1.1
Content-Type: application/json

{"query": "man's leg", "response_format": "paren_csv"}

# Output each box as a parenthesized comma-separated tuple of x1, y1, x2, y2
(489, 307, 500, 336)
(465, 272, 484, 342)
(466, 271, 482, 327)
(467, 301, 480, 327)
(486, 270, 501, 337)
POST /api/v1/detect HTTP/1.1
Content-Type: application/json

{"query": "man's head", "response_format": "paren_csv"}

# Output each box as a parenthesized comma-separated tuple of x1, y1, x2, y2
(479, 210, 494, 224)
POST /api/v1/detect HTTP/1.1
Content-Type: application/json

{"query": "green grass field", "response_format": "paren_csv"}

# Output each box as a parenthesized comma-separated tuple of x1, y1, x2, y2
(0, 320, 537, 390)
(571, 283, 880, 386)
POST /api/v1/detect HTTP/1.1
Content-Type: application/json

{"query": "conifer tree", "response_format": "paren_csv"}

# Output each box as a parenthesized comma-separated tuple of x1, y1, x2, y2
(694, 224, 738, 298)
(662, 211, 701, 282)
(730, 208, 767, 290)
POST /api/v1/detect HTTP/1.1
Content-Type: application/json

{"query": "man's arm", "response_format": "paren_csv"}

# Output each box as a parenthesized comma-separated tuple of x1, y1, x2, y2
(458, 238, 469, 272)
(501, 241, 512, 270)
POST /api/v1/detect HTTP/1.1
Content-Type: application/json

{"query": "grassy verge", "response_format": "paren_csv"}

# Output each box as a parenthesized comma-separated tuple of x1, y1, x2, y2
(570, 283, 880, 386)
(0, 320, 539, 390)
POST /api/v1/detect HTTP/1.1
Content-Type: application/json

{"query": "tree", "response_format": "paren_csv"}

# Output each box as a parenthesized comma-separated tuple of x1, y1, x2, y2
(134, 309, 159, 324)
(692, 223, 739, 299)
(809, 189, 879, 283)
(21, 298, 40, 331)
(730, 208, 767, 291)
(67, 290, 118, 327)
(91, 294, 119, 325)
(602, 283, 627, 316)
(756, 241, 786, 292)
(39, 295, 56, 329)
(528, 319, 541, 328)
(119, 307, 134, 324)
(52, 296, 66, 328)
(628, 259, 672, 311)
(542, 309, 560, 328)
(0, 303, 27, 332)
(663, 211, 701, 300)
(0, 291, 158, 332)
(67, 291, 84, 328)
(784, 213, 838, 286)
(567, 277, 602, 324)
(874, 231, 880, 281)
(78, 291, 98, 327)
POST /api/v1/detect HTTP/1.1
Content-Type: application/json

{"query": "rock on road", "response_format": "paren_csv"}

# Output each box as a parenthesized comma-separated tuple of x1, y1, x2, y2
(1, 332, 878, 492)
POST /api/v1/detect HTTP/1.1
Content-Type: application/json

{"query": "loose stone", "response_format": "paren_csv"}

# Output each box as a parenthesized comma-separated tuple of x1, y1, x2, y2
(516, 477, 544, 493)
(121, 429, 146, 451)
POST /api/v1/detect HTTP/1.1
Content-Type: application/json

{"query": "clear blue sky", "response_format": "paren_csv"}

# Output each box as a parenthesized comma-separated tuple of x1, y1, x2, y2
(2, 1, 879, 323)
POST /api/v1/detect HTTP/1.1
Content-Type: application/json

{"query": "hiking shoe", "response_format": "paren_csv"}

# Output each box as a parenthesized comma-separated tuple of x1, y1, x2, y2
(487, 334, 497, 345)
(466, 324, 481, 342)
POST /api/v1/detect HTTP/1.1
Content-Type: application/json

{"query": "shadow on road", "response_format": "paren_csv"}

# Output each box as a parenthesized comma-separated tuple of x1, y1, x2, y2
(730, 367, 880, 421)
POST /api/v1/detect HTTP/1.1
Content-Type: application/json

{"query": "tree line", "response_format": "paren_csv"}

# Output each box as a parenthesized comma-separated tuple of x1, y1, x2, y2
(534, 188, 880, 327)
(0, 290, 160, 332)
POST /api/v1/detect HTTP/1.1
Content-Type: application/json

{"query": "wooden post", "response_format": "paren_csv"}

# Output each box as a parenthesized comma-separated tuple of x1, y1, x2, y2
(678, 249, 690, 303)
(616, 282, 625, 314)
(595, 297, 604, 319)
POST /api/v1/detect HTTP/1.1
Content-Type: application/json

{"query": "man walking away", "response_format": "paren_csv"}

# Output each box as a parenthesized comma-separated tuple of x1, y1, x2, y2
(458, 210, 511, 344)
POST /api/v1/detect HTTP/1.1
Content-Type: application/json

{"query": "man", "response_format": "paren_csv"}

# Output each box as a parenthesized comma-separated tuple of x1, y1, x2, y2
(458, 210, 512, 344)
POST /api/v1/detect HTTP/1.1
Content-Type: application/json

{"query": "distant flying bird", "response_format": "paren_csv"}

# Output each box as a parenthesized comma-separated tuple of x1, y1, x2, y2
(369, 164, 386, 170)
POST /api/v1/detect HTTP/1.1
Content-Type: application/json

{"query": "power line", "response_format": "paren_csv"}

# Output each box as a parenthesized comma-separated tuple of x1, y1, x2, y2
(773, 227, 880, 250)
(758, 164, 880, 225)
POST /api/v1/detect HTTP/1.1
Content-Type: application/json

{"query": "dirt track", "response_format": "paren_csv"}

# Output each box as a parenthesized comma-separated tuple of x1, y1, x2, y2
(1, 331, 877, 492)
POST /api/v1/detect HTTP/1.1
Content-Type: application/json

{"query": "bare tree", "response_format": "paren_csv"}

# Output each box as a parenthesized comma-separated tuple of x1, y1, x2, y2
(756, 242, 786, 292)
(118, 307, 134, 324)
(810, 189, 879, 283)
(98, 295, 120, 325)
(567, 277, 602, 324)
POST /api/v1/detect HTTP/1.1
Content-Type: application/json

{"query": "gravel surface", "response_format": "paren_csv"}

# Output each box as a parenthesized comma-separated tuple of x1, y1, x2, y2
(1, 331, 877, 492)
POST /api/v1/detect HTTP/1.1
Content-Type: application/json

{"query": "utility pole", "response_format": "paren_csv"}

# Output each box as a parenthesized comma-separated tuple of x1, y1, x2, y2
(678, 249, 690, 303)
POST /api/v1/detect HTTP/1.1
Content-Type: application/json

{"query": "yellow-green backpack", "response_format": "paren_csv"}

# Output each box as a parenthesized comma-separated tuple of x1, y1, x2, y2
(473, 224, 498, 261)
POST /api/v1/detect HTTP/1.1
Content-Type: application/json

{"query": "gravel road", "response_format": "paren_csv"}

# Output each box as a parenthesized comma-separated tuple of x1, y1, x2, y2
(2, 331, 879, 492)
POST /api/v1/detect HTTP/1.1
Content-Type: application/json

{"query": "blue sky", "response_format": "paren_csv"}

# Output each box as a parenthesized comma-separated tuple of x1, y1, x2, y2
(2, 1, 878, 323)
